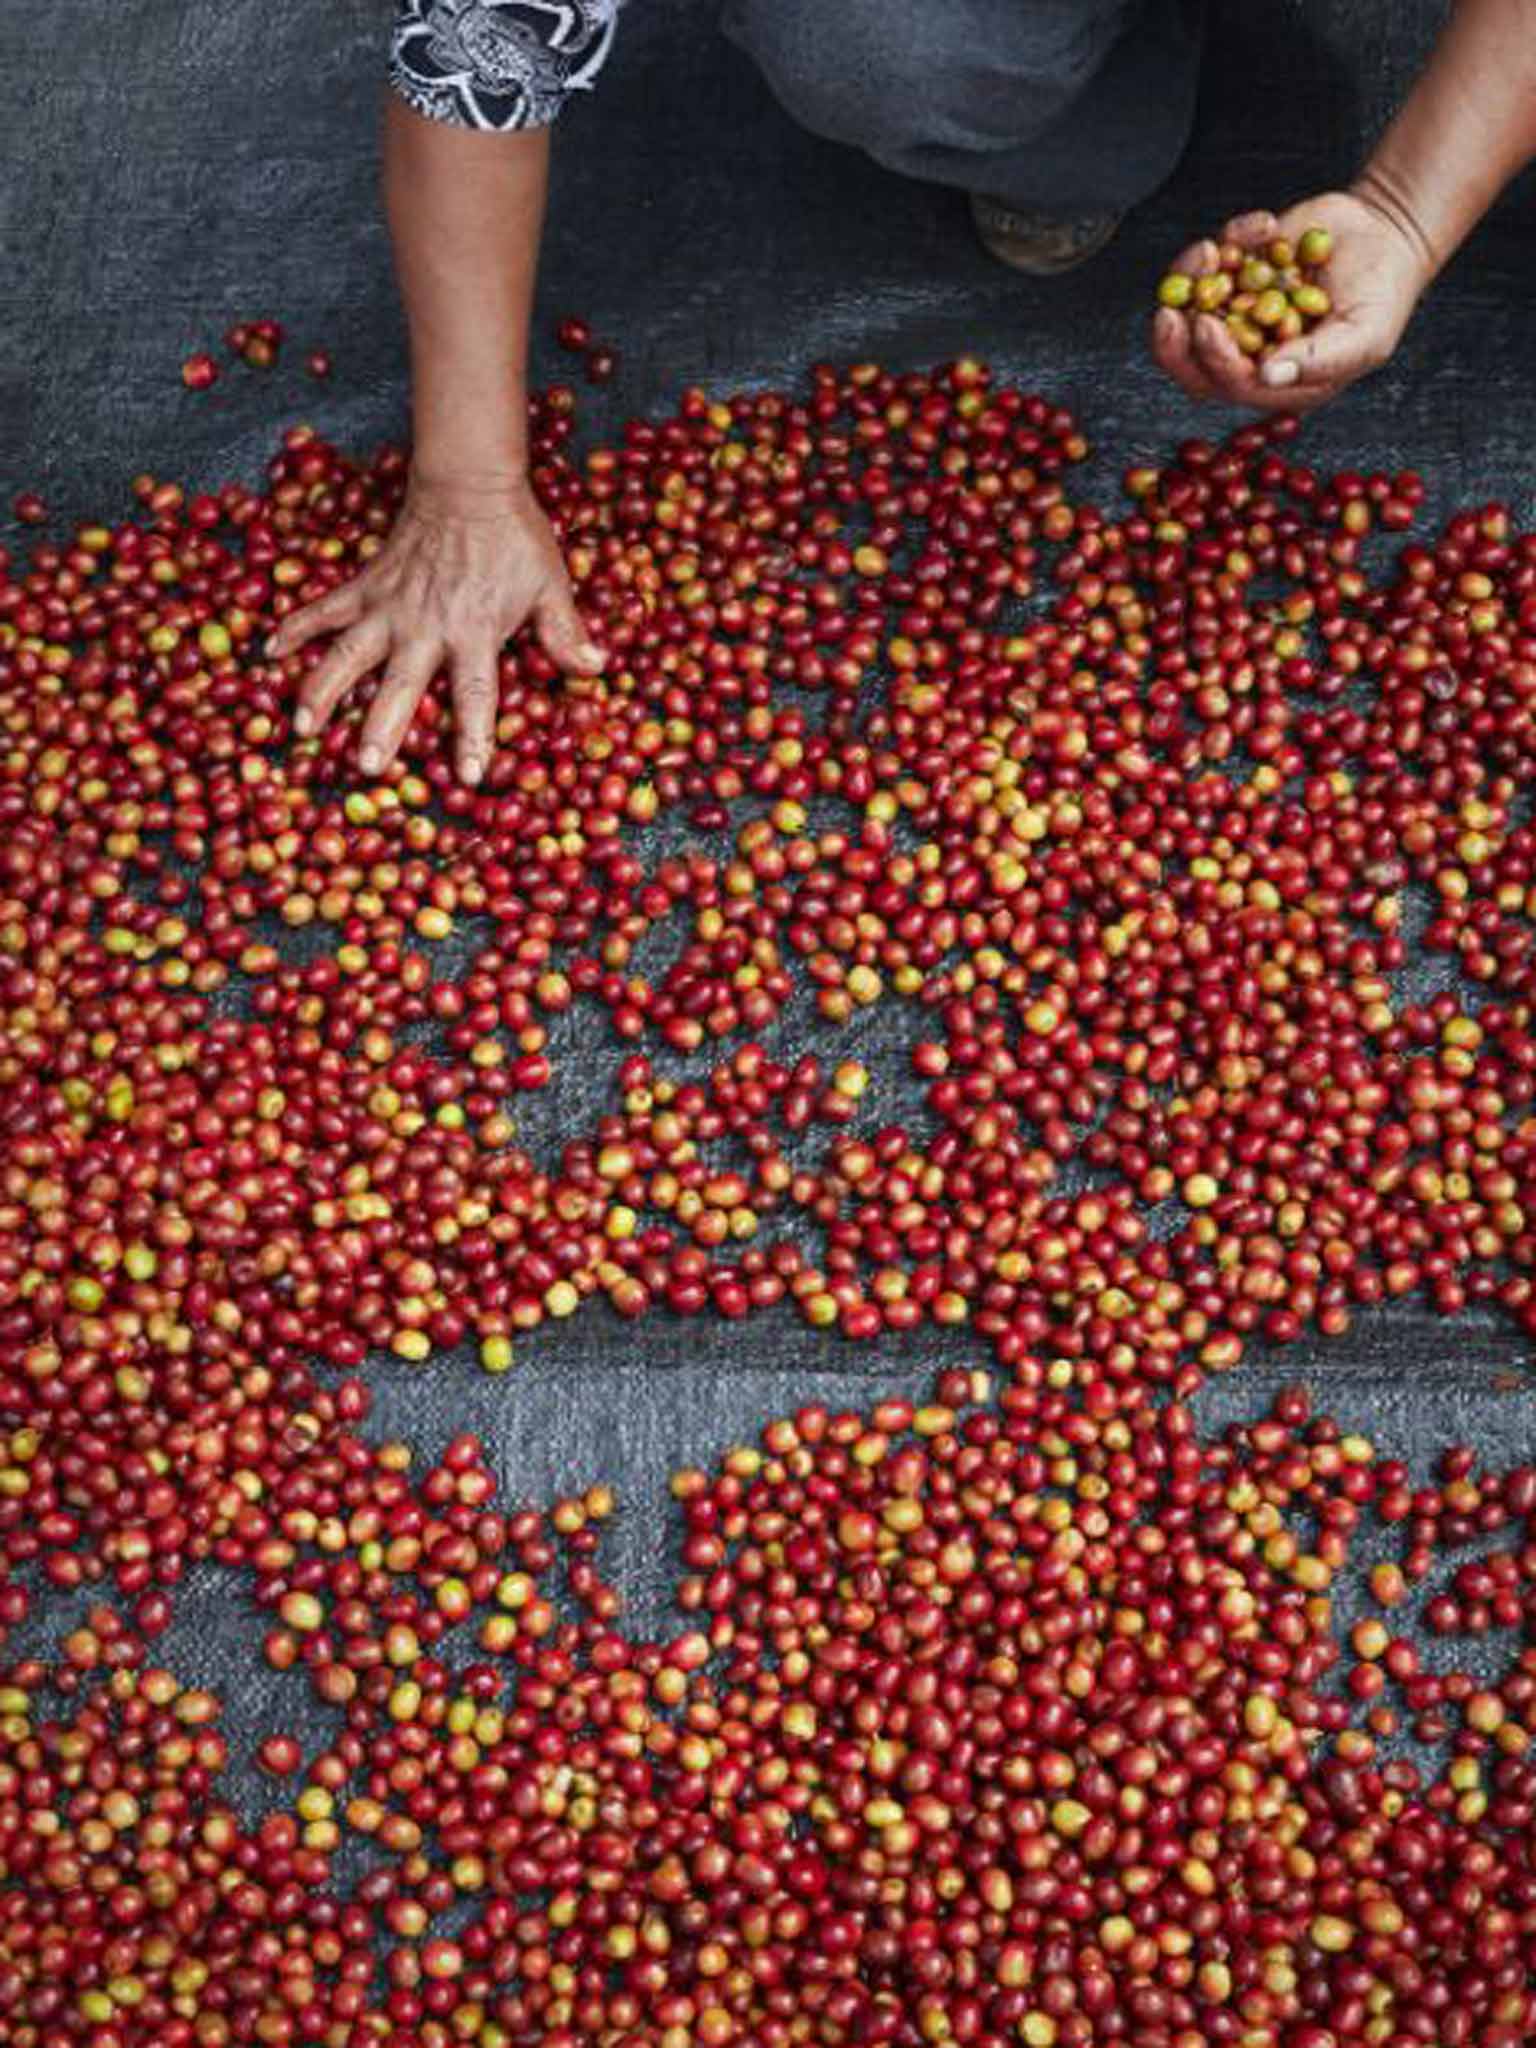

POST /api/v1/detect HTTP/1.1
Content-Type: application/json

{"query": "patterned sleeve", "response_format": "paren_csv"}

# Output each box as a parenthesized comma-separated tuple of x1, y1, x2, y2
(390, 1, 620, 132)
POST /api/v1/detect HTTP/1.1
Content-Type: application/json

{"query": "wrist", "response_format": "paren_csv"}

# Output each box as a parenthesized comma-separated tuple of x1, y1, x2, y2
(406, 465, 535, 520)
(410, 389, 531, 495)
(1348, 163, 1448, 284)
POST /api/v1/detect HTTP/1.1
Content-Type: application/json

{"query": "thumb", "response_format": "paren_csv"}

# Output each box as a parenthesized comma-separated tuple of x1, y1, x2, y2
(1261, 316, 1384, 393)
(533, 584, 604, 675)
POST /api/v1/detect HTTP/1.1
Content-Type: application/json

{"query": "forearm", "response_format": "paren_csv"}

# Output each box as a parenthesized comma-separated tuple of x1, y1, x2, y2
(1354, 0, 1536, 276)
(383, 97, 548, 484)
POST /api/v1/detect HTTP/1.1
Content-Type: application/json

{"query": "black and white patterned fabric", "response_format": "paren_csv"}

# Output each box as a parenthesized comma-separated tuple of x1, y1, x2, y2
(390, 0, 620, 130)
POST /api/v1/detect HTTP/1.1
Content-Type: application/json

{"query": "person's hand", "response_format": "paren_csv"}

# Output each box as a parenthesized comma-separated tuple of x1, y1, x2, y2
(268, 472, 603, 785)
(1151, 190, 1435, 413)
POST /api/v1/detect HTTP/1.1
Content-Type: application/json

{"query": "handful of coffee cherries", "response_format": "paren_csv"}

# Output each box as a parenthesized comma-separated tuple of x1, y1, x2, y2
(1157, 226, 1334, 364)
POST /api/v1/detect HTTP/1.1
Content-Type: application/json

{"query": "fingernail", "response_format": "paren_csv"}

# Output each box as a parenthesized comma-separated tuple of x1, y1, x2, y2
(461, 756, 484, 788)
(358, 746, 381, 775)
(293, 706, 312, 737)
(265, 635, 283, 658)
(1262, 359, 1300, 388)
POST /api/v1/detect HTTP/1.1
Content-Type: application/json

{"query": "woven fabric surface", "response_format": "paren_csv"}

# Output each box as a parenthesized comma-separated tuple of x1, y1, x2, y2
(2, 0, 1534, 1779)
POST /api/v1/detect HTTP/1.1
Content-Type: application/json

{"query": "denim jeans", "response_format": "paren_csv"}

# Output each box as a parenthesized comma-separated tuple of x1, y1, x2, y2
(722, 0, 1206, 217)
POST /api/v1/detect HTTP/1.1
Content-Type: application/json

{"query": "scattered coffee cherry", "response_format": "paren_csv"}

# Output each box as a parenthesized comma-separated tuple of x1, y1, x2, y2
(180, 351, 219, 391)
(257, 1732, 303, 1775)
(305, 349, 332, 379)
(10, 490, 47, 524)
(557, 315, 592, 352)
(585, 344, 618, 384)
(223, 317, 285, 370)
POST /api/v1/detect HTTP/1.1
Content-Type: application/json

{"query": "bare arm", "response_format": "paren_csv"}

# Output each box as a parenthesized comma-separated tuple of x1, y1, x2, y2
(1155, 0, 1536, 410)
(1357, 0, 1536, 278)
(387, 96, 543, 485)
(271, 101, 601, 784)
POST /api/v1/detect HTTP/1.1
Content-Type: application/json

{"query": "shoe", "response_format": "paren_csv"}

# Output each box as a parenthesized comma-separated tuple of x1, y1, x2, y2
(969, 194, 1123, 275)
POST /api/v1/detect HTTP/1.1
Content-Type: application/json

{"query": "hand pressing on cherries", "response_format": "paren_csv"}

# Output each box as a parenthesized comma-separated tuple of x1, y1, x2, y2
(1152, 188, 1436, 413)
(268, 472, 603, 787)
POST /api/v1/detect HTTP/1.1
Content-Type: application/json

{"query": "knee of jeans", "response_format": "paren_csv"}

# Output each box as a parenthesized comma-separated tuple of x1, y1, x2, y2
(726, 0, 1115, 166)
(725, 0, 942, 162)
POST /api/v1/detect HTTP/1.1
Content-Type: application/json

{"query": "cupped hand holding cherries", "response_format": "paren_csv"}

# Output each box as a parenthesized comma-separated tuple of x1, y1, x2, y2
(1152, 189, 1436, 412)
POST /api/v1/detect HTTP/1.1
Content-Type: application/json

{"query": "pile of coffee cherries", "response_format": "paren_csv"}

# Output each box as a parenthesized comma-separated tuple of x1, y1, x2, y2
(1158, 228, 1334, 362)
(4, 354, 1536, 2046)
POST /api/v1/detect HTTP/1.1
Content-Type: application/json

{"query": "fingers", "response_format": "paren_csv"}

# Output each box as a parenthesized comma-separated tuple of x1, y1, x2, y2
(1260, 315, 1381, 400)
(452, 641, 502, 788)
(269, 578, 367, 661)
(294, 617, 391, 738)
(1189, 313, 1262, 398)
(1167, 233, 1221, 280)
(533, 582, 604, 676)
(277, 503, 604, 784)
(358, 641, 442, 777)
(1186, 313, 1303, 414)
(1221, 209, 1280, 250)
(1151, 307, 1222, 404)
